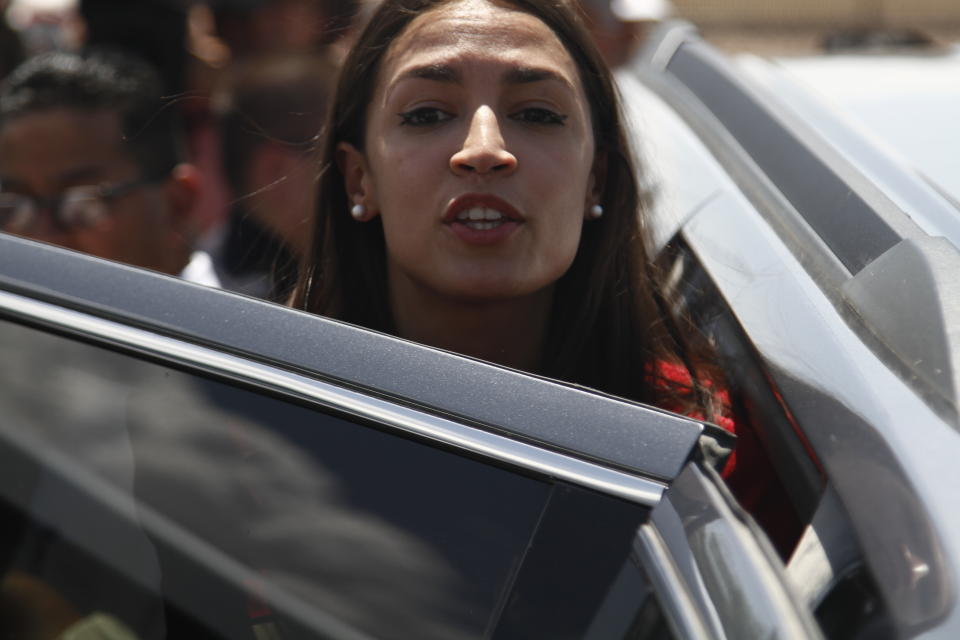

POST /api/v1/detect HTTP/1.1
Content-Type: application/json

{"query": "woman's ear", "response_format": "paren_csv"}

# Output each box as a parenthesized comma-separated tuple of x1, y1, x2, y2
(587, 153, 607, 204)
(584, 153, 607, 216)
(336, 141, 379, 220)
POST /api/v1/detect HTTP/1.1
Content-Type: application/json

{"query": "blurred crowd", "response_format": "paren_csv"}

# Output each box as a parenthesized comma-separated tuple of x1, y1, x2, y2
(0, 0, 670, 302)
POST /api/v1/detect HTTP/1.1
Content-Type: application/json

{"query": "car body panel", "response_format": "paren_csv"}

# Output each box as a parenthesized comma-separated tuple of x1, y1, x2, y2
(623, 21, 960, 638)
(0, 292, 664, 638)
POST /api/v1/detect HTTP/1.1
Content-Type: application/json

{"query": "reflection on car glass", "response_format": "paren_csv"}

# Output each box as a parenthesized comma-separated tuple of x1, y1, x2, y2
(585, 544, 676, 640)
(0, 320, 550, 639)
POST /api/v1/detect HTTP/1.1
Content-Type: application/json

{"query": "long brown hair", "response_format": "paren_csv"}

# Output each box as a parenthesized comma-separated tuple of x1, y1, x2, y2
(294, 0, 720, 417)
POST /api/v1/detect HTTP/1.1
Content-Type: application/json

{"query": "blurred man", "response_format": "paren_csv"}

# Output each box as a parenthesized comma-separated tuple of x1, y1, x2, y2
(0, 50, 218, 285)
(80, 0, 190, 96)
(580, 0, 672, 67)
(0, 0, 25, 81)
(209, 52, 336, 299)
(208, 0, 359, 59)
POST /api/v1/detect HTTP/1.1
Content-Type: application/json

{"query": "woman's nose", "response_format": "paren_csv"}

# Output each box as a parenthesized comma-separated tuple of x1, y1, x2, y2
(449, 106, 517, 175)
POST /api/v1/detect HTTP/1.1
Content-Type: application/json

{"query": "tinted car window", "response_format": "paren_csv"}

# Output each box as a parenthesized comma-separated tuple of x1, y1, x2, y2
(496, 485, 674, 640)
(587, 539, 678, 640)
(0, 318, 552, 639)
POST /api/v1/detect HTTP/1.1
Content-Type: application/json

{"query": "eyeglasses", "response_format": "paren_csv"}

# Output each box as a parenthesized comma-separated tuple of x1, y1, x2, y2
(0, 177, 156, 234)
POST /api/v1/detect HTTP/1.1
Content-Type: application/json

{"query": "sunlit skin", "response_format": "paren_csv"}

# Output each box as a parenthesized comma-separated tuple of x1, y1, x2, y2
(0, 108, 197, 274)
(339, 0, 600, 370)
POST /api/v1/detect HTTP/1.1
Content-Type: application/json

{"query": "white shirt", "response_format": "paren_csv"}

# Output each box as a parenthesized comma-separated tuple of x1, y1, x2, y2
(178, 250, 221, 288)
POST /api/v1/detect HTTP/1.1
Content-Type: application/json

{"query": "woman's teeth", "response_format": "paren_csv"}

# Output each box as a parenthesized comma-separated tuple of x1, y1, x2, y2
(456, 207, 507, 230)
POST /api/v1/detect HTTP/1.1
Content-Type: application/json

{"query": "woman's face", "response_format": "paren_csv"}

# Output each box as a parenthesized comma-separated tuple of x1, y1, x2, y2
(341, 0, 598, 304)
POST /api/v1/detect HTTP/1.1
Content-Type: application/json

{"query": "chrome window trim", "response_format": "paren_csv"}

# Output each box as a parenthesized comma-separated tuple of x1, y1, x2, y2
(635, 524, 715, 639)
(0, 289, 665, 506)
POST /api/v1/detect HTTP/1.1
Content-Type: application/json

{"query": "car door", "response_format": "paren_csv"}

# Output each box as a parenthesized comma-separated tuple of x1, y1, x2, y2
(0, 232, 743, 639)
(0, 307, 828, 639)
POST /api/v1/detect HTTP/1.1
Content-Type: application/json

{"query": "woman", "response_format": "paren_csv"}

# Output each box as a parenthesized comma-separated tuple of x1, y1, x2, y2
(292, 0, 806, 555)
(293, 0, 727, 422)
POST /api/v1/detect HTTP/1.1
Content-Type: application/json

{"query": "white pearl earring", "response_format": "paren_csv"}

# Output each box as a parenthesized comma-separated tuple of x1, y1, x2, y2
(589, 204, 603, 219)
(350, 204, 366, 220)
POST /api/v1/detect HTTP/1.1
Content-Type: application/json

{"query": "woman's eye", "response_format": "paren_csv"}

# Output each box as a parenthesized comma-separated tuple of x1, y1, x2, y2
(511, 107, 567, 126)
(398, 107, 453, 127)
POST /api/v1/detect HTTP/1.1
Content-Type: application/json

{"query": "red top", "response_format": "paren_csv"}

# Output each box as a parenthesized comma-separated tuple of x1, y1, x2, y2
(654, 361, 802, 557)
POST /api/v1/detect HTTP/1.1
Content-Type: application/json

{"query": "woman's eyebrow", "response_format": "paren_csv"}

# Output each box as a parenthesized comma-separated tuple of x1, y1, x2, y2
(502, 66, 573, 90)
(385, 64, 458, 103)
(399, 63, 461, 84)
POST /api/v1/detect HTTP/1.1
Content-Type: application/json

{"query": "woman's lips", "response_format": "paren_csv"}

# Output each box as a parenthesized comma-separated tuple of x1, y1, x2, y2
(443, 194, 522, 245)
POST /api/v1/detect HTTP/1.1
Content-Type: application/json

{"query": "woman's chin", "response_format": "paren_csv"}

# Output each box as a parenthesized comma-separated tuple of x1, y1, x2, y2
(433, 277, 555, 305)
